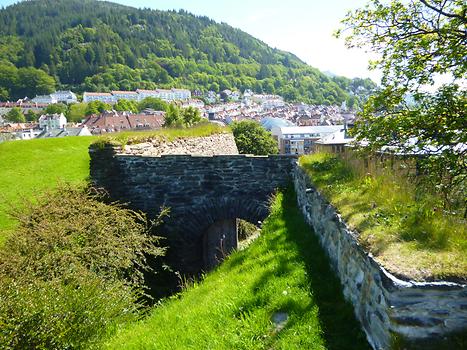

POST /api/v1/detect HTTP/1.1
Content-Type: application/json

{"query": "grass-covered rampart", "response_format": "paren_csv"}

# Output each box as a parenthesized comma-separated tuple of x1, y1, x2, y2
(103, 188, 369, 350)
(300, 153, 467, 282)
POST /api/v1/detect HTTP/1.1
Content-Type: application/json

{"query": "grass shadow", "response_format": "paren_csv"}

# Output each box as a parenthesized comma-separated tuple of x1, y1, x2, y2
(279, 186, 371, 350)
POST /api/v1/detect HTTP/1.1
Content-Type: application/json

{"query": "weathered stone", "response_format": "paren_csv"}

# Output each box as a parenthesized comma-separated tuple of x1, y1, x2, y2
(292, 165, 467, 349)
(89, 141, 466, 350)
(89, 142, 296, 274)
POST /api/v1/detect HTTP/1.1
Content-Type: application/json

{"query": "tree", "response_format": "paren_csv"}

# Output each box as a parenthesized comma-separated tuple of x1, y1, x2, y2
(137, 97, 168, 112)
(163, 104, 184, 128)
(67, 103, 88, 122)
(45, 103, 68, 115)
(231, 120, 278, 155)
(25, 109, 38, 122)
(16, 67, 56, 98)
(5, 107, 26, 123)
(114, 99, 138, 113)
(181, 106, 202, 127)
(85, 100, 112, 116)
(338, 0, 466, 211)
(338, 0, 466, 88)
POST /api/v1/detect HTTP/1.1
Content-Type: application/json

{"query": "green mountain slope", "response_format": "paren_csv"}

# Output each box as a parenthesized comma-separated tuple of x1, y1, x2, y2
(0, 0, 375, 106)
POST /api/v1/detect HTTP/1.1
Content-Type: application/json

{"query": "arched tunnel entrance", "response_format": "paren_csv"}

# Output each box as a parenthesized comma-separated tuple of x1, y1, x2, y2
(89, 148, 297, 275)
(167, 198, 269, 274)
(203, 218, 238, 270)
(202, 218, 260, 270)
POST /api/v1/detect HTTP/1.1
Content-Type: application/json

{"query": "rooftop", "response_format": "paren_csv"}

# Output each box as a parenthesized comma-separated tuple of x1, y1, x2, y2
(276, 125, 344, 135)
(84, 92, 112, 96)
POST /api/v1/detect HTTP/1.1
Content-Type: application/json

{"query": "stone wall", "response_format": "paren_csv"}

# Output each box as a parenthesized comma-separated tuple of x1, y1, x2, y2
(89, 143, 296, 273)
(122, 133, 239, 156)
(89, 141, 466, 348)
(293, 165, 467, 349)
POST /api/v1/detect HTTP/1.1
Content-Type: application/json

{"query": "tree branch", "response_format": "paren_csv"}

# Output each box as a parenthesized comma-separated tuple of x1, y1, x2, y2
(419, 0, 467, 23)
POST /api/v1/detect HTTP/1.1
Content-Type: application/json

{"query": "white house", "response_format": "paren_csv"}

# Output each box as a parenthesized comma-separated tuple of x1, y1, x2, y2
(111, 91, 140, 101)
(136, 88, 191, 101)
(16, 128, 43, 140)
(38, 113, 67, 130)
(230, 91, 241, 101)
(37, 125, 92, 138)
(32, 94, 57, 105)
(83, 92, 116, 104)
(136, 89, 160, 100)
(51, 91, 78, 104)
(182, 99, 205, 110)
(171, 88, 191, 100)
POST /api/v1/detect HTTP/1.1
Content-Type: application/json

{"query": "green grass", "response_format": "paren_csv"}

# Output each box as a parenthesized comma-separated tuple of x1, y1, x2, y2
(102, 188, 369, 350)
(0, 136, 96, 243)
(300, 153, 467, 282)
(0, 124, 230, 244)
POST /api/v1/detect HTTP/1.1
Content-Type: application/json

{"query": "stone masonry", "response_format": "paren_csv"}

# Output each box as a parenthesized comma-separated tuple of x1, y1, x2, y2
(293, 165, 467, 349)
(89, 138, 466, 349)
(122, 133, 239, 156)
(89, 142, 296, 273)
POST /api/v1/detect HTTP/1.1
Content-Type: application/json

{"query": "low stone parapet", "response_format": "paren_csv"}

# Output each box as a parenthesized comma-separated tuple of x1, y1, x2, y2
(293, 165, 466, 349)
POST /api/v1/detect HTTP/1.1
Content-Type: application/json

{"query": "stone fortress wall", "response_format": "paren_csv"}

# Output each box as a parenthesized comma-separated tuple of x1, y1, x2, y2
(89, 134, 466, 349)
(293, 166, 466, 349)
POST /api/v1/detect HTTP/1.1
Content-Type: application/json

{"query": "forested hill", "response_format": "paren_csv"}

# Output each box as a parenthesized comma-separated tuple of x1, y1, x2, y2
(0, 0, 375, 106)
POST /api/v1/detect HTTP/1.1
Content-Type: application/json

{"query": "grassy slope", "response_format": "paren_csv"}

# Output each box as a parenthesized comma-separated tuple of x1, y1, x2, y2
(103, 189, 370, 350)
(300, 153, 467, 282)
(0, 136, 95, 242)
(0, 124, 229, 244)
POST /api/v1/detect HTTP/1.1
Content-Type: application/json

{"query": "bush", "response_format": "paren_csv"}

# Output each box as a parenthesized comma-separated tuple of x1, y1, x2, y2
(0, 275, 136, 349)
(0, 185, 165, 349)
(231, 120, 278, 155)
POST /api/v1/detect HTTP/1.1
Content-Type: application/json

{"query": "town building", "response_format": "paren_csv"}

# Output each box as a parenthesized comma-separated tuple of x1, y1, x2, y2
(82, 111, 165, 134)
(182, 99, 205, 110)
(111, 90, 140, 101)
(171, 88, 191, 100)
(32, 94, 58, 105)
(260, 116, 295, 131)
(313, 127, 354, 154)
(271, 125, 344, 155)
(83, 92, 115, 104)
(36, 125, 92, 138)
(38, 113, 67, 130)
(51, 90, 78, 104)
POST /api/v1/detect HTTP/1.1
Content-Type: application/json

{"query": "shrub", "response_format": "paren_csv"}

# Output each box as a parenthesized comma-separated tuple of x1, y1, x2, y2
(0, 185, 165, 349)
(231, 120, 278, 155)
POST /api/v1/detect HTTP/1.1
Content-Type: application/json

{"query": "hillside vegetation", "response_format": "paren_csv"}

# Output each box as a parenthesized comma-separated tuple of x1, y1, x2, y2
(103, 189, 370, 350)
(0, 0, 374, 106)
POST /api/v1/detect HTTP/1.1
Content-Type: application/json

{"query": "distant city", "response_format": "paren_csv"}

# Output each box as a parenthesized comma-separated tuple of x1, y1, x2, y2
(0, 87, 355, 155)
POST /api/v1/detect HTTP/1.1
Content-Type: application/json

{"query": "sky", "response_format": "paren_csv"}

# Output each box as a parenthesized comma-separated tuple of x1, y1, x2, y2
(0, 0, 381, 83)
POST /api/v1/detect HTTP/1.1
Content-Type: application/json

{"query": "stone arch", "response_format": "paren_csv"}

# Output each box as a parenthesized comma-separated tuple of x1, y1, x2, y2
(166, 196, 272, 273)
